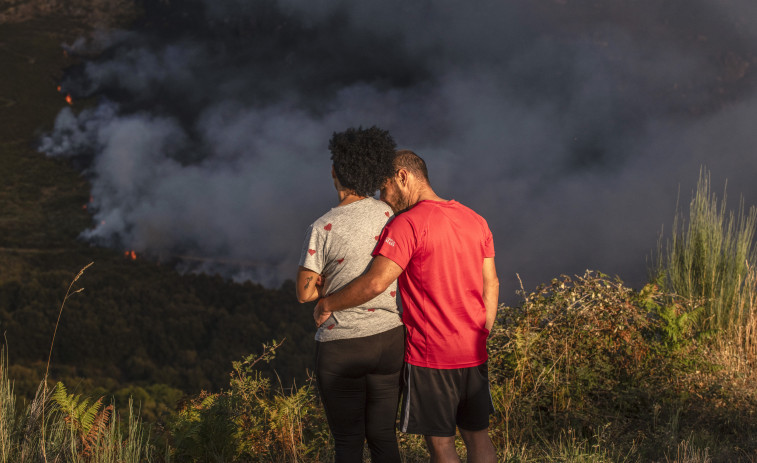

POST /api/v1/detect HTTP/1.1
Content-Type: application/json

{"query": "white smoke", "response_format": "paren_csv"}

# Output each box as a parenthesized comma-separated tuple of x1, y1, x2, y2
(39, 0, 757, 300)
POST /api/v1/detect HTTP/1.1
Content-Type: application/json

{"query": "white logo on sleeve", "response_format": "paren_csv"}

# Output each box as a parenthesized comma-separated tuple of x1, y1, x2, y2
(385, 237, 396, 247)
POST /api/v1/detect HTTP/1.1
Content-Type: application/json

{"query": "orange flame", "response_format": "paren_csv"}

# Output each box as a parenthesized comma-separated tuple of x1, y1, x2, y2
(57, 85, 62, 92)
(124, 250, 137, 260)
(65, 94, 73, 105)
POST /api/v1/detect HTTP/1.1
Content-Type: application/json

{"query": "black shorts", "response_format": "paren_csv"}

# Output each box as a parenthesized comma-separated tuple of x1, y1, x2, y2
(399, 362, 494, 437)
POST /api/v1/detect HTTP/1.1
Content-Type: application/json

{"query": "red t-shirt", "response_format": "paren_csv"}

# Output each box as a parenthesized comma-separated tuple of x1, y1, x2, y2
(373, 200, 495, 368)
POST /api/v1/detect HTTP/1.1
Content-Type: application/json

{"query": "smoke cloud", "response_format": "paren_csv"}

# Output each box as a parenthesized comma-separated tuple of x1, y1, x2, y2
(39, 0, 757, 300)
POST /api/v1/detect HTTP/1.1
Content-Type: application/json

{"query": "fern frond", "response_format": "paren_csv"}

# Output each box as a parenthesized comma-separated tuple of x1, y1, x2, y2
(50, 382, 70, 409)
(51, 382, 104, 436)
(77, 397, 104, 436)
(80, 403, 113, 458)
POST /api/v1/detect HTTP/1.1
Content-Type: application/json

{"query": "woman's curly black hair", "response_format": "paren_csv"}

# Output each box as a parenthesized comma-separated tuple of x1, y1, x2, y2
(329, 126, 397, 197)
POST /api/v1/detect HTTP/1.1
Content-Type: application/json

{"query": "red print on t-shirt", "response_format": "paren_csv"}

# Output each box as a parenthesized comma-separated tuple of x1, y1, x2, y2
(327, 324, 335, 330)
(390, 291, 396, 297)
(324, 223, 332, 231)
(385, 211, 390, 217)
(337, 258, 344, 264)
(308, 249, 316, 256)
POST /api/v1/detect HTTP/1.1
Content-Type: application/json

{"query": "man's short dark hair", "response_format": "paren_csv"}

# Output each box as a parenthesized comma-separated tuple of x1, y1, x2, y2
(394, 149, 429, 183)
(329, 126, 396, 197)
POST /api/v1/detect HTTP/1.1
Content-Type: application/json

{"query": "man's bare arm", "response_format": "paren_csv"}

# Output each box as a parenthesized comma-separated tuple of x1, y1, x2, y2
(296, 266, 322, 303)
(314, 256, 403, 325)
(482, 257, 499, 331)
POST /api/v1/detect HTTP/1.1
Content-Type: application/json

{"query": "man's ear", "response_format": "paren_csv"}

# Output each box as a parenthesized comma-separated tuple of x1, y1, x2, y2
(397, 168, 409, 188)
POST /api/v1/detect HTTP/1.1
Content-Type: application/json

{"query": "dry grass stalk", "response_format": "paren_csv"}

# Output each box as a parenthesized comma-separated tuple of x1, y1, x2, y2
(41, 262, 93, 463)
(665, 436, 712, 463)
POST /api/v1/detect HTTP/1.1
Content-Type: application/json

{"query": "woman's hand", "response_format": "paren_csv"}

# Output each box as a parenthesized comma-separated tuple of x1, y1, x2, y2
(315, 275, 325, 298)
(314, 297, 332, 326)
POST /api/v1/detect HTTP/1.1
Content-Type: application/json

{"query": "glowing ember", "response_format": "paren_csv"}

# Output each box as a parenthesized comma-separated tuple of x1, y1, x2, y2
(57, 85, 61, 92)
(65, 94, 73, 105)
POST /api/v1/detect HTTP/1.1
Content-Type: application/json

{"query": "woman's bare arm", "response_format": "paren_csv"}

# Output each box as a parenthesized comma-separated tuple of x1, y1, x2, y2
(296, 266, 323, 303)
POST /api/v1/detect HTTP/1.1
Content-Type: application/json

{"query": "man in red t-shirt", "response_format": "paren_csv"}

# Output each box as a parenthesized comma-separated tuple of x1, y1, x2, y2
(315, 150, 499, 463)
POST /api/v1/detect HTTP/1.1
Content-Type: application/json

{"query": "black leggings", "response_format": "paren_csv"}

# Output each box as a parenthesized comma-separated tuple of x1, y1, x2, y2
(315, 325, 404, 463)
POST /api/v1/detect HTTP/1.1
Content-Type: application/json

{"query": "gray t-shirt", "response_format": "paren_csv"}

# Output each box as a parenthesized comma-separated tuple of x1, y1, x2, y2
(299, 197, 402, 342)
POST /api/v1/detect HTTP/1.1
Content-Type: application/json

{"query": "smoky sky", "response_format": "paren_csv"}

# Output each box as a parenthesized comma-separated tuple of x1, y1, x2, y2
(39, 0, 757, 301)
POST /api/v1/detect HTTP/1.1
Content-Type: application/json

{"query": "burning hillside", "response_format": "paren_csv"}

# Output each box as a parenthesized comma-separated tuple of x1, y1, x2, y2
(37, 0, 757, 295)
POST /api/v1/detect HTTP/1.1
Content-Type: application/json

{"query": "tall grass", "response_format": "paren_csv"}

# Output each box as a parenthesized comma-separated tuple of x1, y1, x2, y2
(658, 168, 757, 334)
(0, 356, 153, 462)
(711, 261, 757, 378)
(0, 262, 154, 463)
(42, 261, 93, 462)
(0, 349, 16, 462)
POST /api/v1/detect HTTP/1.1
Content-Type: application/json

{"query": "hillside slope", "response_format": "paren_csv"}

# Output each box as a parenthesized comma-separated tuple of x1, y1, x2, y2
(0, 15, 314, 400)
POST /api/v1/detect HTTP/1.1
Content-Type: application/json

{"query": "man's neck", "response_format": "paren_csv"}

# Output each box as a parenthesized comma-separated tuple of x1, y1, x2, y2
(414, 185, 445, 205)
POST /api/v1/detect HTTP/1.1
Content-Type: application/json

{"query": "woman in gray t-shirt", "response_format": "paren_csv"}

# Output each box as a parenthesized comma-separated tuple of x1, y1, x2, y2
(296, 127, 403, 463)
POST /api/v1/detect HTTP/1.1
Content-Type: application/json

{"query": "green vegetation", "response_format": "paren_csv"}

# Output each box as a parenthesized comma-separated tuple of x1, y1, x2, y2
(1, 347, 153, 463)
(166, 340, 330, 462)
(151, 254, 757, 461)
(655, 169, 757, 334)
(488, 270, 757, 461)
(4, 237, 757, 461)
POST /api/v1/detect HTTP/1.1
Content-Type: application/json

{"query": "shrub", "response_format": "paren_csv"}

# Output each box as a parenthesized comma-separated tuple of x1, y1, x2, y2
(488, 271, 680, 444)
(166, 340, 331, 462)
